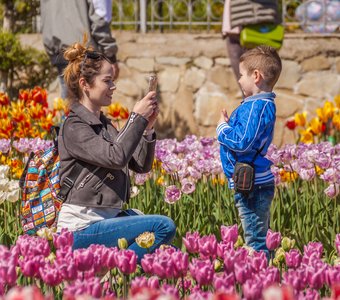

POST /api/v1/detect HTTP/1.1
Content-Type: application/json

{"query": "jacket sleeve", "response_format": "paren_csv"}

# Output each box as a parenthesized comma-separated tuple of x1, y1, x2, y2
(63, 113, 147, 169)
(128, 133, 156, 173)
(87, 0, 118, 63)
(216, 102, 269, 153)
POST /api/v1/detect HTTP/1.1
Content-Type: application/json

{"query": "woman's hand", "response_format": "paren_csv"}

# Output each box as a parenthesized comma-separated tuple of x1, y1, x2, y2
(146, 103, 159, 130)
(133, 91, 157, 119)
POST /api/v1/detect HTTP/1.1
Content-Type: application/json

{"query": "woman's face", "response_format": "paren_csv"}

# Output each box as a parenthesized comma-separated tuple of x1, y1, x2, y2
(86, 60, 116, 109)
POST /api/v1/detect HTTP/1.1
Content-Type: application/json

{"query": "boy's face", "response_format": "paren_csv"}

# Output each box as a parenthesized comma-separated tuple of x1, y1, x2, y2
(238, 62, 256, 98)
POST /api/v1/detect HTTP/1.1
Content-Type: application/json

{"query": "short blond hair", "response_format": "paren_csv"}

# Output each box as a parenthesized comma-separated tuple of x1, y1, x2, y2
(240, 45, 282, 88)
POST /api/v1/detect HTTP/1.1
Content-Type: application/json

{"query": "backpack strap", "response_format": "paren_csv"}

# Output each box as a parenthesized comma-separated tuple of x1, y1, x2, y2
(57, 162, 83, 202)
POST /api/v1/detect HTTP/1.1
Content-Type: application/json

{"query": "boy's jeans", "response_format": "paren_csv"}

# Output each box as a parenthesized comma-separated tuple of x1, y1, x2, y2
(73, 215, 176, 262)
(234, 181, 275, 257)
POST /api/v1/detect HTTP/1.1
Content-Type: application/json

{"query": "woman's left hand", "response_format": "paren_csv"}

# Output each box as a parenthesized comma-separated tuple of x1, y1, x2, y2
(146, 103, 160, 130)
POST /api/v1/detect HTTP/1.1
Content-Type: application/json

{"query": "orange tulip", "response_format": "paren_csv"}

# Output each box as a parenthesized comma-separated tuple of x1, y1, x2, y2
(0, 92, 10, 106)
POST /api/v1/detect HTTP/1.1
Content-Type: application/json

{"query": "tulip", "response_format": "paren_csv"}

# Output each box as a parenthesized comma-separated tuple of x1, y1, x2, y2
(198, 235, 217, 259)
(181, 178, 196, 194)
(189, 259, 214, 286)
(234, 262, 252, 284)
(242, 278, 263, 300)
(141, 253, 154, 274)
(213, 272, 235, 291)
(183, 232, 200, 253)
(131, 276, 148, 289)
(148, 276, 160, 289)
(115, 249, 137, 274)
(105, 247, 118, 269)
(53, 228, 74, 249)
(164, 185, 182, 204)
(281, 237, 295, 251)
(266, 229, 282, 251)
(74, 249, 94, 272)
(220, 224, 238, 244)
(39, 263, 62, 286)
(118, 238, 128, 250)
(161, 284, 180, 299)
(285, 249, 302, 269)
(135, 232, 155, 249)
(171, 250, 189, 277)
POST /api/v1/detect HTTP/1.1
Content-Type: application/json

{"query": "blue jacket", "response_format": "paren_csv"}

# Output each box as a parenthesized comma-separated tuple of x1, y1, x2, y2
(216, 92, 276, 187)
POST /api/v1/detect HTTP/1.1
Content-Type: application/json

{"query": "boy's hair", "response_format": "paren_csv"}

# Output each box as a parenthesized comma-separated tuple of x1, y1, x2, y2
(240, 45, 282, 88)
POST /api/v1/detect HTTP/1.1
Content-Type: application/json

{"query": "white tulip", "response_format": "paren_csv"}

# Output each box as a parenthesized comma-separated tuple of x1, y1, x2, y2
(8, 180, 19, 192)
(0, 191, 6, 205)
(6, 189, 20, 203)
(0, 178, 9, 192)
(0, 165, 9, 179)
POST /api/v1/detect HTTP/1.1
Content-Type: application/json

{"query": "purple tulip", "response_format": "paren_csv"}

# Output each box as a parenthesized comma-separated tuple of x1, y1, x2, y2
(105, 247, 118, 269)
(324, 184, 340, 198)
(189, 259, 214, 286)
(171, 250, 189, 278)
(165, 185, 182, 204)
(285, 249, 302, 269)
(55, 257, 78, 281)
(259, 266, 280, 289)
(220, 224, 238, 244)
(198, 235, 217, 259)
(266, 229, 281, 251)
(249, 251, 267, 272)
(303, 242, 323, 259)
(39, 263, 62, 286)
(183, 232, 200, 253)
(181, 178, 196, 194)
(53, 229, 74, 249)
(217, 241, 234, 259)
(115, 249, 137, 274)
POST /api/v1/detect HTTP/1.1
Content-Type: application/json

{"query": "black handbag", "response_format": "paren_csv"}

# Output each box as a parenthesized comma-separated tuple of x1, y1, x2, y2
(232, 142, 268, 194)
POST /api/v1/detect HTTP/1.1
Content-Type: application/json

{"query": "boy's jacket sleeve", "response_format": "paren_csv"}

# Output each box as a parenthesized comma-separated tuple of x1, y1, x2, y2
(217, 101, 270, 153)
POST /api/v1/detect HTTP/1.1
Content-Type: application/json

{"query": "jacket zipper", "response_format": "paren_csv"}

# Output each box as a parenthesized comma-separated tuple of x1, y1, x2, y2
(93, 172, 114, 190)
(77, 166, 100, 189)
(116, 113, 136, 142)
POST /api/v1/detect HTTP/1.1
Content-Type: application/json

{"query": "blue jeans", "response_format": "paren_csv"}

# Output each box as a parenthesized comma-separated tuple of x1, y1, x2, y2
(73, 215, 176, 262)
(234, 182, 275, 257)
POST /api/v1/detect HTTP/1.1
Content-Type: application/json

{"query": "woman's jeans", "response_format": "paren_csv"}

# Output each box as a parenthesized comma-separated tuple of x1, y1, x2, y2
(234, 182, 275, 257)
(73, 215, 176, 262)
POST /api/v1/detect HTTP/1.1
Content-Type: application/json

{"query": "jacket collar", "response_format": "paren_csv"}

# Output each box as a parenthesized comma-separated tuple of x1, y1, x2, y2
(242, 92, 276, 104)
(70, 102, 106, 126)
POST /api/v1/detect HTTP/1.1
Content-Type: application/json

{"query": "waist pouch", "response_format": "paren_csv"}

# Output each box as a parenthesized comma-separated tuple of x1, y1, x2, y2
(240, 23, 284, 50)
(233, 162, 255, 194)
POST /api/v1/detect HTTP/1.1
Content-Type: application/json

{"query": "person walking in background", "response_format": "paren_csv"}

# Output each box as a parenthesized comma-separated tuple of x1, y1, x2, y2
(40, 0, 119, 99)
(216, 45, 282, 258)
(222, 0, 281, 83)
(57, 37, 176, 262)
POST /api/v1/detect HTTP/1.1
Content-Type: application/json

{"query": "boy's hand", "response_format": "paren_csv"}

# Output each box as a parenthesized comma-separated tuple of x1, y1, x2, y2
(218, 109, 229, 124)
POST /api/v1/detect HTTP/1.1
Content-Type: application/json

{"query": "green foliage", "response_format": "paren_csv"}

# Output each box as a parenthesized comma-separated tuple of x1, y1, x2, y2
(0, 30, 56, 98)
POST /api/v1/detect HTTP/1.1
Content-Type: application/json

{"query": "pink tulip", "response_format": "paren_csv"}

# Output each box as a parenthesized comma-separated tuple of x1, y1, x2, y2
(220, 224, 238, 244)
(148, 276, 160, 289)
(188, 286, 212, 300)
(161, 284, 180, 300)
(105, 247, 119, 269)
(183, 232, 200, 253)
(285, 249, 302, 269)
(213, 272, 235, 291)
(171, 250, 189, 277)
(259, 266, 280, 289)
(198, 235, 217, 259)
(141, 254, 154, 274)
(283, 268, 307, 291)
(335, 234, 340, 255)
(266, 229, 281, 251)
(217, 241, 234, 259)
(234, 262, 252, 285)
(152, 253, 169, 279)
(115, 249, 137, 274)
(304, 242, 323, 258)
(19, 256, 43, 278)
(131, 276, 148, 289)
(189, 259, 214, 286)
(74, 249, 94, 272)
(249, 251, 267, 273)
(324, 183, 340, 198)
(53, 229, 74, 249)
(39, 263, 62, 286)
(242, 278, 263, 300)
(327, 266, 340, 286)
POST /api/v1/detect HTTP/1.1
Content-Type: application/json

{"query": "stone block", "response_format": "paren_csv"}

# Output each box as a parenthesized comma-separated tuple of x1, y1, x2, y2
(194, 56, 213, 70)
(215, 57, 231, 66)
(275, 90, 305, 118)
(301, 56, 331, 72)
(159, 67, 181, 93)
(116, 79, 140, 97)
(276, 60, 301, 89)
(126, 58, 155, 72)
(208, 66, 239, 92)
(296, 72, 340, 99)
(155, 57, 191, 66)
(184, 67, 206, 92)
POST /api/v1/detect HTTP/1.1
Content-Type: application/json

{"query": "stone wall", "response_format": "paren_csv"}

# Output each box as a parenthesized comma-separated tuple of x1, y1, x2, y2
(20, 32, 340, 146)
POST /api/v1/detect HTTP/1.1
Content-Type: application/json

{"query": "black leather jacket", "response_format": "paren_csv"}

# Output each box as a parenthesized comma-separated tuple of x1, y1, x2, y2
(58, 103, 155, 208)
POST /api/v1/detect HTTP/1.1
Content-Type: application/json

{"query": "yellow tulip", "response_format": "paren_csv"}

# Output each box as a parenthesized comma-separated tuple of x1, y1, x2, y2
(333, 113, 340, 130)
(294, 112, 307, 127)
(135, 231, 155, 249)
(118, 238, 128, 249)
(53, 97, 67, 111)
(309, 118, 323, 135)
(316, 101, 334, 122)
(299, 129, 314, 144)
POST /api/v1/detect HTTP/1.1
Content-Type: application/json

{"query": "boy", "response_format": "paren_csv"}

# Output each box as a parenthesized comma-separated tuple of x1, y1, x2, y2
(216, 45, 282, 256)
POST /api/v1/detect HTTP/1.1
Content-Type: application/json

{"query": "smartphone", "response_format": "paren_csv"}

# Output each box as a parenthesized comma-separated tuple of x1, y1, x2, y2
(148, 74, 158, 92)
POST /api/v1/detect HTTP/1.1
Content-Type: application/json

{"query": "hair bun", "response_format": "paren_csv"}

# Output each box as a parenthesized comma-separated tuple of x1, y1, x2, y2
(63, 42, 86, 62)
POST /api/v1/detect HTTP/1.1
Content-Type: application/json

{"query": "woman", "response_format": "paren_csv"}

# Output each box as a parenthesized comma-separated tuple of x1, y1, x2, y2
(57, 39, 176, 261)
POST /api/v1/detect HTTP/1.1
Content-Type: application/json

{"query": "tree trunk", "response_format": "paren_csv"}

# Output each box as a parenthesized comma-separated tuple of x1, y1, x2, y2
(2, 1, 15, 32)
(0, 70, 8, 93)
